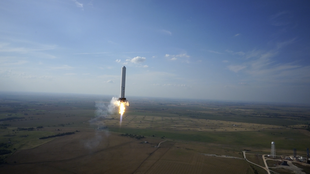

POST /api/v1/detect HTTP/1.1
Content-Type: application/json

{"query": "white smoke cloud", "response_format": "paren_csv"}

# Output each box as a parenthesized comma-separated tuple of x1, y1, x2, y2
(108, 97, 118, 114)
(84, 97, 118, 149)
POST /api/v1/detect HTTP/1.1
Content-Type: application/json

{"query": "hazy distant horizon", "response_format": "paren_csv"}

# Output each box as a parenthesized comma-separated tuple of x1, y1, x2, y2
(1, 90, 309, 106)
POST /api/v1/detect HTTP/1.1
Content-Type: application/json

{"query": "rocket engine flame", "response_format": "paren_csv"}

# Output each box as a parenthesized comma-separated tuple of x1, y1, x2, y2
(114, 100, 129, 125)
(119, 102, 126, 115)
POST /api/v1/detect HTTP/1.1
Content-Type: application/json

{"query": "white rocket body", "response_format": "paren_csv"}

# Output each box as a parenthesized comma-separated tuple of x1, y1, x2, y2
(119, 66, 127, 102)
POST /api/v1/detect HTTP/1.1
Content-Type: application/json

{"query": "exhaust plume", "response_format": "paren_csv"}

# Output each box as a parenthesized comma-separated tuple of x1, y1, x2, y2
(83, 97, 117, 149)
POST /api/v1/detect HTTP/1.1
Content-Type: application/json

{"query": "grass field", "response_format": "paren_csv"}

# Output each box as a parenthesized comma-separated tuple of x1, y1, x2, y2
(0, 92, 310, 173)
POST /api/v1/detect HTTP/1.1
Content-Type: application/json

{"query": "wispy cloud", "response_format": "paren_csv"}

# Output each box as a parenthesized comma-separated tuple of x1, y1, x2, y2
(52, 65, 74, 70)
(207, 50, 222, 54)
(71, 0, 84, 10)
(0, 69, 53, 80)
(276, 38, 296, 49)
(0, 42, 57, 59)
(0, 42, 57, 53)
(65, 73, 76, 76)
(107, 40, 118, 45)
(270, 11, 291, 26)
(115, 59, 121, 63)
(0, 58, 28, 66)
(165, 53, 190, 63)
(228, 65, 246, 72)
(226, 38, 310, 84)
(152, 83, 190, 88)
(75, 52, 108, 55)
(160, 29, 172, 35)
(7, 60, 27, 66)
(226, 50, 245, 56)
(234, 33, 240, 37)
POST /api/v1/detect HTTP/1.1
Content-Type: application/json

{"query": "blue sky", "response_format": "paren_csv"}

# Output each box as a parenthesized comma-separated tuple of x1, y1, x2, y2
(1, 0, 310, 104)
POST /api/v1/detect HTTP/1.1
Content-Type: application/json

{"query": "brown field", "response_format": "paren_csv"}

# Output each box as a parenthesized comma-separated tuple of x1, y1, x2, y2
(1, 130, 261, 174)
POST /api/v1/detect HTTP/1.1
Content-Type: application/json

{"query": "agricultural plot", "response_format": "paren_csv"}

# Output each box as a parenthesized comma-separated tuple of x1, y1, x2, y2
(105, 114, 284, 132)
(0, 93, 310, 173)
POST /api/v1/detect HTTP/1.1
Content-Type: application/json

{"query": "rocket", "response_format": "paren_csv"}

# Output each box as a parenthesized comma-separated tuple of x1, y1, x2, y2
(119, 66, 127, 102)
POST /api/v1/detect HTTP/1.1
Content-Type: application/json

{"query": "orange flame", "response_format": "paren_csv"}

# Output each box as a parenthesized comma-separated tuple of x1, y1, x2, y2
(119, 102, 126, 115)
(114, 100, 129, 124)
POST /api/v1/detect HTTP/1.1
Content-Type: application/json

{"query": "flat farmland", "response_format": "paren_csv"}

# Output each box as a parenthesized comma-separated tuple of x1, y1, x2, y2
(1, 131, 263, 174)
(1, 93, 310, 173)
(106, 114, 284, 132)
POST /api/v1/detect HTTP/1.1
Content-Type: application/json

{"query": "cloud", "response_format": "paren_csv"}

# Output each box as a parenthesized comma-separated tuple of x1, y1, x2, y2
(75, 52, 108, 55)
(124, 56, 148, 68)
(222, 60, 229, 63)
(0, 41, 57, 59)
(245, 56, 310, 85)
(0, 69, 53, 80)
(107, 80, 113, 83)
(165, 53, 190, 62)
(207, 50, 222, 54)
(127, 56, 146, 64)
(1, 60, 28, 66)
(226, 50, 245, 56)
(228, 65, 246, 72)
(227, 49, 277, 74)
(234, 33, 240, 37)
(160, 29, 172, 35)
(116, 59, 121, 63)
(243, 49, 262, 59)
(226, 38, 310, 85)
(107, 40, 118, 45)
(165, 53, 190, 63)
(0, 42, 57, 53)
(72, 0, 83, 9)
(270, 11, 291, 26)
(52, 65, 73, 70)
(276, 38, 296, 49)
(65, 73, 76, 76)
(153, 83, 189, 88)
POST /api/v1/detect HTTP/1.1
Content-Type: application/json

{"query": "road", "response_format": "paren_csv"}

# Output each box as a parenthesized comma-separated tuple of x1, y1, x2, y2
(203, 153, 243, 160)
(157, 140, 167, 147)
(262, 154, 271, 174)
(243, 151, 271, 174)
